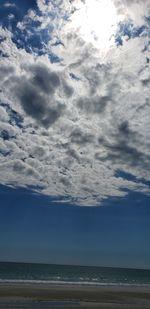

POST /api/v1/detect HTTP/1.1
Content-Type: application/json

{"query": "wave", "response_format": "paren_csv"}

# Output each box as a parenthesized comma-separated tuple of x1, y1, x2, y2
(0, 278, 150, 288)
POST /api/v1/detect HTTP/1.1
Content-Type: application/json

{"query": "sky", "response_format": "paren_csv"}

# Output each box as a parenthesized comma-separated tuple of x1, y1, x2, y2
(0, 0, 150, 269)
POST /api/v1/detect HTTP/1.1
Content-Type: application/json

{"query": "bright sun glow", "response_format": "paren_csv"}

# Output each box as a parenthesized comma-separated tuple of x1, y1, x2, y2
(70, 0, 120, 51)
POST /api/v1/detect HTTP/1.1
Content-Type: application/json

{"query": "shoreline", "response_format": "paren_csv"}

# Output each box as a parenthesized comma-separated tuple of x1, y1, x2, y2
(0, 282, 150, 308)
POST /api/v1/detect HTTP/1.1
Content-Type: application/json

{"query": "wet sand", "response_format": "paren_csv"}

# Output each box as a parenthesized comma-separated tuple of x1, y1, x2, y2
(0, 283, 150, 308)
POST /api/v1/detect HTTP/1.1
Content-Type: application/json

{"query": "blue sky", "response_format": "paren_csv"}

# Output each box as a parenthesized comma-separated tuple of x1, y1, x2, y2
(0, 0, 150, 268)
(0, 184, 150, 269)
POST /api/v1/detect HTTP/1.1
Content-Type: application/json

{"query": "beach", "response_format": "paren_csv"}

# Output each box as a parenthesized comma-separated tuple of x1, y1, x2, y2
(0, 283, 150, 308)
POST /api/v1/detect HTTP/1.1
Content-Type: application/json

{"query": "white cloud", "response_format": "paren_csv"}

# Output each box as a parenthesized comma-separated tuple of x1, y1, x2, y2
(0, 1, 150, 205)
(3, 2, 17, 8)
(113, 0, 150, 26)
(0, 106, 9, 122)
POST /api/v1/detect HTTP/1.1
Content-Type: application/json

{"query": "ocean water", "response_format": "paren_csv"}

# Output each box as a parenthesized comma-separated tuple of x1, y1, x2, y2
(0, 262, 150, 287)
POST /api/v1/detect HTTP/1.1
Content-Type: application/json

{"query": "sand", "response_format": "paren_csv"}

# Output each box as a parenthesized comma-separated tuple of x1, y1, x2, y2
(0, 283, 150, 308)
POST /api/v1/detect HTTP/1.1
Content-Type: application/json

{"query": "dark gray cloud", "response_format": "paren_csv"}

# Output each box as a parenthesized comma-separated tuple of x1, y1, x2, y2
(17, 80, 63, 127)
(66, 147, 80, 162)
(70, 128, 94, 145)
(77, 95, 110, 114)
(62, 80, 74, 97)
(142, 78, 150, 87)
(31, 65, 60, 94)
(13, 64, 66, 128)
(97, 121, 150, 170)
(60, 176, 71, 187)
(4, 159, 41, 179)
(0, 65, 15, 81)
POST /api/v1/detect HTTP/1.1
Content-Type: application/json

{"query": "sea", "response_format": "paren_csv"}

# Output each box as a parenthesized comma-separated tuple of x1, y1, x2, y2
(0, 262, 150, 287)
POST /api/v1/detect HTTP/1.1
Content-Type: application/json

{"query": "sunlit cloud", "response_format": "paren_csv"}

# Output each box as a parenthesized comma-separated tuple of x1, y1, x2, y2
(67, 0, 123, 52)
